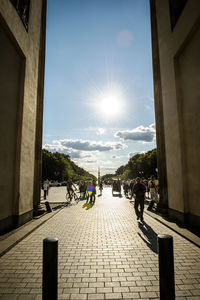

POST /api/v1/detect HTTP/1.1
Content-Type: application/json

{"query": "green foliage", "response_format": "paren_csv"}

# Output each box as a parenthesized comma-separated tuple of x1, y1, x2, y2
(42, 149, 96, 182)
(101, 173, 115, 182)
(114, 149, 157, 180)
(115, 165, 125, 175)
(121, 169, 132, 180)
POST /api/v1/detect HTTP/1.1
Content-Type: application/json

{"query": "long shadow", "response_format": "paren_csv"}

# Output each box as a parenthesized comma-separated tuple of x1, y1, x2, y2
(82, 202, 95, 210)
(52, 204, 65, 210)
(112, 193, 122, 198)
(137, 221, 158, 254)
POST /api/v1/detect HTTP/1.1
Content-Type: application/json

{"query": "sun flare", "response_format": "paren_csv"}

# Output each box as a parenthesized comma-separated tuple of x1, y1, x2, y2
(95, 84, 125, 121)
(99, 94, 122, 117)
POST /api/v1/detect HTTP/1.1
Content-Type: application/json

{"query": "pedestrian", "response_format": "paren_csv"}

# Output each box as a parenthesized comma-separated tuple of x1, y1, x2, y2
(43, 180, 48, 200)
(130, 180, 134, 198)
(99, 180, 103, 196)
(117, 178, 121, 194)
(147, 175, 159, 210)
(46, 179, 50, 196)
(133, 177, 146, 222)
(66, 179, 77, 201)
(123, 181, 129, 197)
(83, 179, 96, 209)
(91, 179, 97, 204)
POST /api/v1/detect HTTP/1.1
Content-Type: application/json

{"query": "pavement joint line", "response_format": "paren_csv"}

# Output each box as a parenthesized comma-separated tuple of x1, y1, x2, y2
(0, 203, 66, 258)
(144, 209, 200, 248)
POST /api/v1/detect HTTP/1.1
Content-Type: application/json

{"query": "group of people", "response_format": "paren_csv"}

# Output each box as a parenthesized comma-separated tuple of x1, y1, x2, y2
(66, 179, 103, 206)
(122, 177, 158, 200)
(43, 175, 158, 222)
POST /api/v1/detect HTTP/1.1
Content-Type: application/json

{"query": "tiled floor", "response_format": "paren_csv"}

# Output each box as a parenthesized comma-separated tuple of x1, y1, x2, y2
(0, 187, 199, 299)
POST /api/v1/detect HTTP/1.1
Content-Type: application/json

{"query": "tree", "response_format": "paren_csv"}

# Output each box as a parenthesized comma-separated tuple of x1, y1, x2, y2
(42, 149, 96, 182)
(102, 148, 158, 180)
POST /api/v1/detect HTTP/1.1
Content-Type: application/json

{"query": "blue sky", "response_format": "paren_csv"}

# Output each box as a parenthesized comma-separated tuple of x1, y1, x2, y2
(43, 0, 156, 177)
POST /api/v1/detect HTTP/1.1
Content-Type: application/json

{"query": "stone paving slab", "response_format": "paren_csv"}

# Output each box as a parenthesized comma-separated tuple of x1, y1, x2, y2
(0, 187, 200, 300)
(0, 204, 64, 257)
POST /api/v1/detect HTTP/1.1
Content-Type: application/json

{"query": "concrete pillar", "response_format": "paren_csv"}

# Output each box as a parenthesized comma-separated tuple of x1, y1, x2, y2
(33, 0, 47, 216)
(149, 0, 168, 214)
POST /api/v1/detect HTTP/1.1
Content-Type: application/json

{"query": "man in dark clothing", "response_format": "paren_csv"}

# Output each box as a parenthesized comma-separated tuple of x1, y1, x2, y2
(133, 177, 146, 222)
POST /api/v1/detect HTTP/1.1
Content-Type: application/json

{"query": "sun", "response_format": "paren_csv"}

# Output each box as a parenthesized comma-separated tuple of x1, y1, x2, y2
(96, 85, 125, 120)
(98, 94, 122, 118)
(87, 82, 126, 122)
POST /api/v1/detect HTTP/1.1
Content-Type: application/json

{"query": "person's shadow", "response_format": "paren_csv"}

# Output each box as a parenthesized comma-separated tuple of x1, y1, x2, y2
(137, 221, 158, 253)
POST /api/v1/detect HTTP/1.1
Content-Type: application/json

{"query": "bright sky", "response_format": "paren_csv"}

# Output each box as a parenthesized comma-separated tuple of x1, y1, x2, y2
(43, 0, 156, 177)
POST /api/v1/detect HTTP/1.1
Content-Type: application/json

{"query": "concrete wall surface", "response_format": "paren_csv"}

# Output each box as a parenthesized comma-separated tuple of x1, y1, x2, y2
(0, 0, 43, 233)
(155, 0, 200, 228)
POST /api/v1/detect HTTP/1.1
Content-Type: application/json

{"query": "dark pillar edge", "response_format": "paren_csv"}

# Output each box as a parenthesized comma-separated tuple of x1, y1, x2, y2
(33, 0, 47, 215)
(149, 0, 168, 214)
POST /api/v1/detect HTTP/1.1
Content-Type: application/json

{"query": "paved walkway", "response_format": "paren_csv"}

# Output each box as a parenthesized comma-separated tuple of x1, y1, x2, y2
(0, 187, 200, 300)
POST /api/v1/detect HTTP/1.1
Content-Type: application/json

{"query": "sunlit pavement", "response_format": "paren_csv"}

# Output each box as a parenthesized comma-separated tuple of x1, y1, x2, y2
(0, 187, 200, 300)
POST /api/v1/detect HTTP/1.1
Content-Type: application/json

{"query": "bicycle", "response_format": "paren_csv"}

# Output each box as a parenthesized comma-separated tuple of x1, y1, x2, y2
(65, 188, 79, 206)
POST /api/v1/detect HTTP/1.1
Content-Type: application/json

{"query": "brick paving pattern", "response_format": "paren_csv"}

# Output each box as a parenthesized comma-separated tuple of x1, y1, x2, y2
(0, 187, 199, 299)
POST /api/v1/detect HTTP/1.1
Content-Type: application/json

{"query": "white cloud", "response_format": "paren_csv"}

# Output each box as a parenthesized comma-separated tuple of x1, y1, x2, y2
(82, 159, 97, 164)
(43, 144, 83, 159)
(59, 139, 127, 152)
(43, 139, 127, 164)
(96, 128, 106, 136)
(115, 123, 155, 142)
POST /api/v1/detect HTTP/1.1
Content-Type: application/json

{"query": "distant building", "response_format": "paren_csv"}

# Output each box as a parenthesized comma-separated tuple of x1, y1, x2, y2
(0, 0, 46, 234)
(150, 0, 200, 231)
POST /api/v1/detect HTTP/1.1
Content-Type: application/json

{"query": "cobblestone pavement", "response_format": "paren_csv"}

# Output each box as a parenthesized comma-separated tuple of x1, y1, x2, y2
(0, 187, 199, 300)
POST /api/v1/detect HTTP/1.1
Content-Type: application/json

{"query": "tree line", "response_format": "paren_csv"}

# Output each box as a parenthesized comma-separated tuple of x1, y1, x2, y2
(101, 148, 157, 181)
(42, 149, 96, 182)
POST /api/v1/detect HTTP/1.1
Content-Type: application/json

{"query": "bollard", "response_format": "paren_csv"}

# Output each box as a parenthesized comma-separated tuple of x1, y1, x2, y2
(45, 201, 52, 212)
(43, 237, 58, 300)
(157, 234, 175, 300)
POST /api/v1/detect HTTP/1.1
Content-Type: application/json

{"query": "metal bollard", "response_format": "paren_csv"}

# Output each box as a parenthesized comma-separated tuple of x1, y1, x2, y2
(157, 234, 175, 300)
(43, 237, 58, 300)
(45, 201, 52, 212)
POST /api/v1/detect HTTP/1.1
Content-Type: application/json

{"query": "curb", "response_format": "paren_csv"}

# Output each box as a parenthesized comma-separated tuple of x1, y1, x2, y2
(144, 209, 200, 248)
(0, 204, 65, 257)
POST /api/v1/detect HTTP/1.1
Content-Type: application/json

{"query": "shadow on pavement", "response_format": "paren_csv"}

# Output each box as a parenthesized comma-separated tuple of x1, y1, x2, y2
(137, 221, 158, 254)
(82, 202, 95, 210)
(112, 194, 122, 198)
(52, 204, 65, 210)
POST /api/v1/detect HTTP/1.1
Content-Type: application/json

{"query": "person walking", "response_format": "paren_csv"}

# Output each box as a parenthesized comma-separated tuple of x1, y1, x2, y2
(46, 179, 50, 196)
(43, 180, 48, 200)
(147, 175, 159, 210)
(99, 180, 103, 196)
(133, 177, 146, 222)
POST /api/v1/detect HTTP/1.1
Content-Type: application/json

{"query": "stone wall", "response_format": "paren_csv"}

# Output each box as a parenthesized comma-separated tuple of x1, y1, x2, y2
(0, 0, 44, 233)
(152, 0, 200, 229)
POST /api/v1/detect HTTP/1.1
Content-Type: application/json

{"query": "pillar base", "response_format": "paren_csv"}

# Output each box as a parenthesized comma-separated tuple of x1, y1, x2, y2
(156, 202, 168, 216)
(33, 203, 46, 217)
